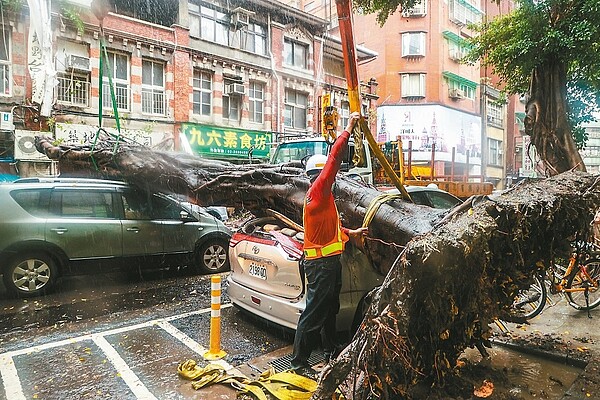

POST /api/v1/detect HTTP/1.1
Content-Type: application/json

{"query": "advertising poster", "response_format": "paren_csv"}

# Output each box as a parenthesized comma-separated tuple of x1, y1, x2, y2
(377, 105, 482, 161)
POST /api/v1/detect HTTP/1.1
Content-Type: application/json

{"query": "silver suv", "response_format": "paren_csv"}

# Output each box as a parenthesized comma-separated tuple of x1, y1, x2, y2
(0, 178, 231, 297)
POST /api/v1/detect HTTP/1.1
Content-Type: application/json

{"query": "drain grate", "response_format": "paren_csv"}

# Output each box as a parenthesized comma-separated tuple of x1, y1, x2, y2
(269, 351, 325, 372)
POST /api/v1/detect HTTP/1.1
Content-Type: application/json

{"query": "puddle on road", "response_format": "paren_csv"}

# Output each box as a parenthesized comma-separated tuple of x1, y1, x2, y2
(461, 345, 582, 399)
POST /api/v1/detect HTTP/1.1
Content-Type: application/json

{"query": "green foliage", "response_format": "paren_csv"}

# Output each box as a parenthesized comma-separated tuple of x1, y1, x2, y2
(465, 0, 600, 144)
(353, 0, 419, 24)
(59, 3, 85, 36)
(1, 0, 24, 14)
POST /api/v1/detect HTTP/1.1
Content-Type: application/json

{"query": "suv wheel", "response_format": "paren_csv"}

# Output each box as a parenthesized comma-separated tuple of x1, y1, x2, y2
(3, 252, 57, 297)
(196, 239, 229, 274)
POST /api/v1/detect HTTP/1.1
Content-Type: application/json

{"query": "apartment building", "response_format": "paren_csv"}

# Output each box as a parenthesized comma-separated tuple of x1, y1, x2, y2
(0, 0, 378, 178)
(289, 0, 528, 189)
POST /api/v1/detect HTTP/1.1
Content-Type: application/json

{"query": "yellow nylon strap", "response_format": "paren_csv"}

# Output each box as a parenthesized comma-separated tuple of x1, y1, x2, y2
(362, 193, 405, 229)
(178, 359, 320, 399)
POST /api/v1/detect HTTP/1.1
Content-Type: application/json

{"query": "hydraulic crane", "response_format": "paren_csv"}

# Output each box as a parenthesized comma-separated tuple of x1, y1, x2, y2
(333, 0, 412, 201)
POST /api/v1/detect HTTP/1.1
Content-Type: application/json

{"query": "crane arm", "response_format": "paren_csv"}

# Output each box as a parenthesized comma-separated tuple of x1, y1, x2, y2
(334, 0, 411, 201)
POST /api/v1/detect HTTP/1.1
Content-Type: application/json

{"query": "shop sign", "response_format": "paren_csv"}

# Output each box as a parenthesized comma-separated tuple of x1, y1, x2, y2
(181, 123, 271, 159)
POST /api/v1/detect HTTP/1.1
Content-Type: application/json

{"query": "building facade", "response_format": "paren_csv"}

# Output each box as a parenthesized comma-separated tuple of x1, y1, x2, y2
(288, 0, 533, 189)
(0, 0, 378, 178)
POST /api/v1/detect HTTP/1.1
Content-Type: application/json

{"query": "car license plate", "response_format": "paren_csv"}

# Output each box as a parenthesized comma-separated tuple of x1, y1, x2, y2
(248, 263, 267, 280)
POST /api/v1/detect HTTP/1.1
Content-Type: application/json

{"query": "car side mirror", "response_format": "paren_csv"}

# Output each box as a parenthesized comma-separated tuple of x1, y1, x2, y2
(179, 210, 196, 222)
(340, 161, 350, 172)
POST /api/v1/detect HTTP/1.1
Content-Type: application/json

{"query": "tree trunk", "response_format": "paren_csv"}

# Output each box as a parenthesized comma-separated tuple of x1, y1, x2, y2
(525, 62, 586, 175)
(35, 136, 600, 398)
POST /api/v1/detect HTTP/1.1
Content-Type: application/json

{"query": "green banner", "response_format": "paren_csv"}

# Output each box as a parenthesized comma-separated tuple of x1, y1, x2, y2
(181, 123, 272, 159)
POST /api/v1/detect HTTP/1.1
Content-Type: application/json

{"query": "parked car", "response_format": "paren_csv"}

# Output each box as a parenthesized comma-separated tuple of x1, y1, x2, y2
(227, 216, 383, 333)
(386, 183, 462, 209)
(0, 177, 231, 297)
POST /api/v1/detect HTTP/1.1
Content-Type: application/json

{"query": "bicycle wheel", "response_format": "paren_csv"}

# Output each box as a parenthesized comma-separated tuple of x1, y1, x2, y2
(566, 257, 600, 310)
(512, 274, 547, 319)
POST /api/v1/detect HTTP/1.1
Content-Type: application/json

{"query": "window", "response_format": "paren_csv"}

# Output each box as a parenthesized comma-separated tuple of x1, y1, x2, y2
(449, 0, 483, 26)
(339, 101, 350, 130)
(284, 89, 308, 129)
(0, 28, 11, 96)
(284, 38, 308, 69)
(443, 71, 477, 100)
(487, 101, 504, 127)
(189, 2, 229, 45)
(402, 32, 426, 57)
(239, 23, 267, 55)
(55, 191, 115, 219)
(401, 73, 426, 97)
(404, 0, 427, 15)
(488, 138, 503, 166)
(57, 73, 89, 107)
(223, 80, 241, 122)
(102, 52, 130, 111)
(443, 31, 472, 61)
(193, 69, 212, 116)
(142, 60, 165, 115)
(249, 81, 264, 123)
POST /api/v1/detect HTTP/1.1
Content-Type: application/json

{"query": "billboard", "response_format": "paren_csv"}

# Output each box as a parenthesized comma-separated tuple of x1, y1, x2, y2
(377, 105, 482, 161)
(181, 123, 271, 160)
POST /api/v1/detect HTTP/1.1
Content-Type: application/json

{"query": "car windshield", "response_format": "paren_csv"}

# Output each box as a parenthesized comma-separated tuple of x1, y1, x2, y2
(271, 141, 328, 164)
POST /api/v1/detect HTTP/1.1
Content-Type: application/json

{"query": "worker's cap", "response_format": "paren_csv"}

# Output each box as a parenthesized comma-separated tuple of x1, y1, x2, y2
(305, 154, 328, 177)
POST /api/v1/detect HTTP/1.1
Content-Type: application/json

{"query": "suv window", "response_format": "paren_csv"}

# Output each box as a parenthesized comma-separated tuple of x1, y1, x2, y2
(51, 190, 115, 219)
(121, 191, 153, 220)
(11, 189, 51, 217)
(152, 195, 183, 220)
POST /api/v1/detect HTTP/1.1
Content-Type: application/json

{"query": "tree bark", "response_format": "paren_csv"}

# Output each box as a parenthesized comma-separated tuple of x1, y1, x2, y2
(35, 136, 600, 398)
(525, 62, 586, 175)
(35, 135, 441, 275)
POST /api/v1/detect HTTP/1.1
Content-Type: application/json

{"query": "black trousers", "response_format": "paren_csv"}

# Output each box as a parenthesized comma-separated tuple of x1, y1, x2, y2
(290, 254, 342, 369)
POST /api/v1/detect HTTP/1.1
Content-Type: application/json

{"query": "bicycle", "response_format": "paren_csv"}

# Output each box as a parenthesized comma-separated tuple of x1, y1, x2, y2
(511, 250, 600, 319)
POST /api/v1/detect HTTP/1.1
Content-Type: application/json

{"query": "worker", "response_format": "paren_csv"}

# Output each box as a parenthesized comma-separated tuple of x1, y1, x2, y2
(290, 111, 368, 377)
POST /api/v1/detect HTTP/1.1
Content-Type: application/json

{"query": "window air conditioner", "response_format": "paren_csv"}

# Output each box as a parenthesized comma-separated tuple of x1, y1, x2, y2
(449, 49, 462, 61)
(232, 11, 249, 26)
(66, 54, 91, 72)
(449, 88, 465, 99)
(226, 83, 245, 96)
(401, 10, 413, 17)
(14, 130, 49, 161)
(231, 7, 252, 26)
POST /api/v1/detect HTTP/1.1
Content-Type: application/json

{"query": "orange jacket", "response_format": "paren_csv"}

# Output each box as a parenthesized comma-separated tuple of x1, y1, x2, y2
(303, 131, 350, 259)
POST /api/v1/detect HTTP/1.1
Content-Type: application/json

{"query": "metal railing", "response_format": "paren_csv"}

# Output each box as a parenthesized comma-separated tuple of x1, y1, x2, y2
(57, 75, 89, 107)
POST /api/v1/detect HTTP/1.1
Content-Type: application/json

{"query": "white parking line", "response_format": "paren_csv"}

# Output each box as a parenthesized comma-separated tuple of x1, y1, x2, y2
(92, 335, 157, 400)
(0, 354, 26, 400)
(0, 303, 235, 399)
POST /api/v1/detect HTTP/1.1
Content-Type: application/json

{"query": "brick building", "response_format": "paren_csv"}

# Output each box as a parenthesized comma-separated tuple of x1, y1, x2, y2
(0, 0, 378, 178)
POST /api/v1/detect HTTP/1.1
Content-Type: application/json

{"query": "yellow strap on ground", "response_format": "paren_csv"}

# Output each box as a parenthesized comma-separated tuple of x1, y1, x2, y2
(266, 371, 318, 392)
(178, 359, 320, 400)
(362, 193, 405, 228)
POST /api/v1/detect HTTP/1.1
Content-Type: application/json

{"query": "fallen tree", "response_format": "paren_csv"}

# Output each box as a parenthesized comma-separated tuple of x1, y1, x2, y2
(35, 135, 600, 398)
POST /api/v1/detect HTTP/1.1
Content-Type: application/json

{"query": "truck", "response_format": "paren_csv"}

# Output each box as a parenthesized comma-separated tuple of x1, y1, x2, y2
(269, 136, 374, 184)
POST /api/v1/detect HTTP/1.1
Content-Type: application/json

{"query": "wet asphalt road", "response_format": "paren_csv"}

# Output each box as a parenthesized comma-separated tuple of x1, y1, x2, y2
(0, 268, 293, 399)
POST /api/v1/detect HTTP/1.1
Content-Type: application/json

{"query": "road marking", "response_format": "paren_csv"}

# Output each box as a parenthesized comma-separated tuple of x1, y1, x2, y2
(0, 303, 235, 399)
(0, 354, 26, 400)
(92, 335, 157, 400)
(157, 319, 244, 375)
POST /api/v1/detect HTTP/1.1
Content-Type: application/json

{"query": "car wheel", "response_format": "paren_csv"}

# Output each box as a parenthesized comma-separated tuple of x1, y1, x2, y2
(196, 239, 229, 274)
(3, 252, 57, 297)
